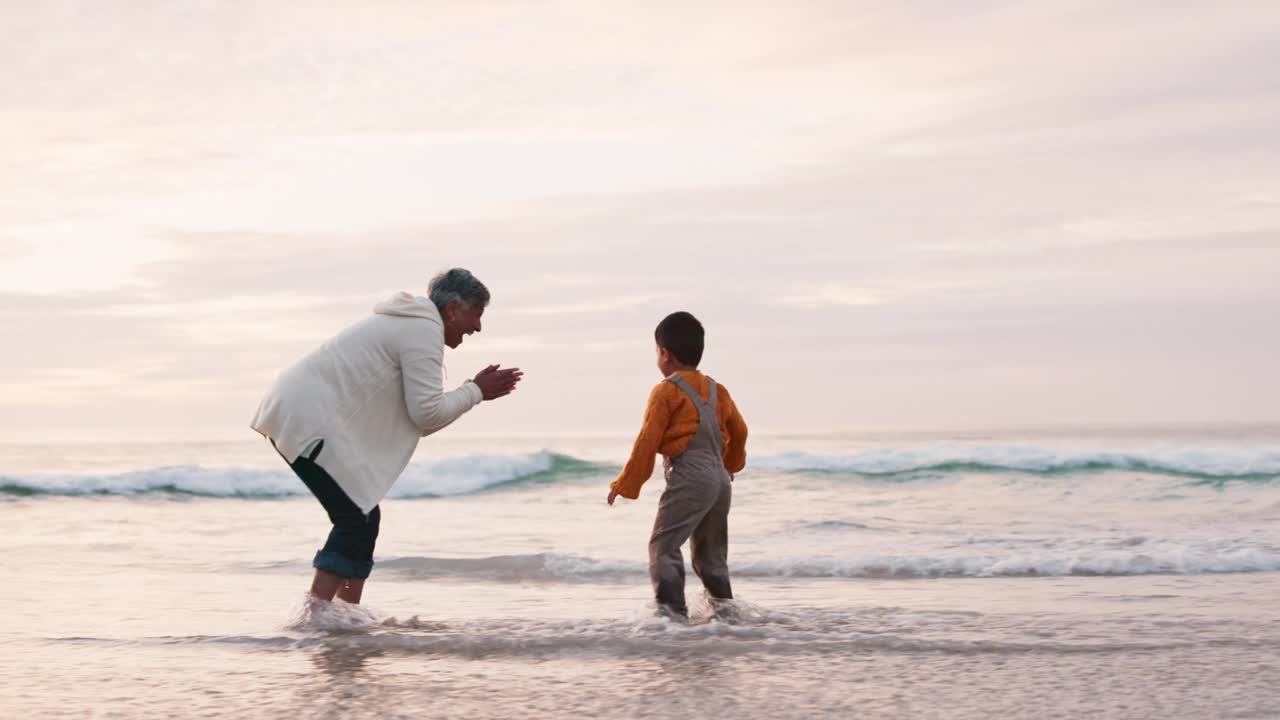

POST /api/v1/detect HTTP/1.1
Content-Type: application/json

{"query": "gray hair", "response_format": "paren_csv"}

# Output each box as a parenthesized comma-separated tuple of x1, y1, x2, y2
(428, 268, 490, 312)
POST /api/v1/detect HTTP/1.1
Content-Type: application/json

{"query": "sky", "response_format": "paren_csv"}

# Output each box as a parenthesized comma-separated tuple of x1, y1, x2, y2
(2, 1, 1278, 442)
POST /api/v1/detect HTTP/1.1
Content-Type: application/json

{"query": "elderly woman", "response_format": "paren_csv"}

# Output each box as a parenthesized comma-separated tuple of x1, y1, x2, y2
(251, 268, 522, 605)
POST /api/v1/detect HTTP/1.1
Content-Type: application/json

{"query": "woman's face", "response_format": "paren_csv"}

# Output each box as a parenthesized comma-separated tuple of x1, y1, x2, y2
(443, 302, 484, 349)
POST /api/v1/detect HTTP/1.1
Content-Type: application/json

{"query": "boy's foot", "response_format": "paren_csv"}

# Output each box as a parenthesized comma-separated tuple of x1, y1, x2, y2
(707, 597, 740, 623)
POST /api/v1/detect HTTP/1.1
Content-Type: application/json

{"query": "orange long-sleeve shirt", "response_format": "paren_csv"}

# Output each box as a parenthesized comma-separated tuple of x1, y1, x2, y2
(610, 370, 748, 499)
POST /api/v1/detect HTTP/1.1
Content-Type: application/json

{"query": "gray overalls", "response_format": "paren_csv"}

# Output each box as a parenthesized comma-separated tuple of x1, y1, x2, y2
(648, 374, 734, 616)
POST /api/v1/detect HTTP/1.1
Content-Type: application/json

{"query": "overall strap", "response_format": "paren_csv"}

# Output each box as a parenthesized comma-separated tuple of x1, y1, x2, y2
(665, 374, 724, 456)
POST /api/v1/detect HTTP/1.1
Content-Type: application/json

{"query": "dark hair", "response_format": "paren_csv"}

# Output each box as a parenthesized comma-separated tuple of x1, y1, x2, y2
(655, 311, 704, 367)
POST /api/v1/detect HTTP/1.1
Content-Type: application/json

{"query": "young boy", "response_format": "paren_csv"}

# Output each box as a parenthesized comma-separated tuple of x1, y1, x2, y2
(607, 311, 749, 618)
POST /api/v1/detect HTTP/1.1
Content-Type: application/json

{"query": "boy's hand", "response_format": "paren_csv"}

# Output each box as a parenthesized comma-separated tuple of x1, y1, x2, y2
(607, 489, 619, 506)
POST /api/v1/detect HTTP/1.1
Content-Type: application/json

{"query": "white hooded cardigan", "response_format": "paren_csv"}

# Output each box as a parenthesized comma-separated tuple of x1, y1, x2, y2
(250, 292, 483, 512)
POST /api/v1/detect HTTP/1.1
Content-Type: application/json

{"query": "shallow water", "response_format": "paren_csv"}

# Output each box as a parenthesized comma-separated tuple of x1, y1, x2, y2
(3, 430, 1280, 718)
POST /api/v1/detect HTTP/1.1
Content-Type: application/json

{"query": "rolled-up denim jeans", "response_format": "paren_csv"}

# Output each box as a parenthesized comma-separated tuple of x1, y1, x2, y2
(284, 440, 380, 580)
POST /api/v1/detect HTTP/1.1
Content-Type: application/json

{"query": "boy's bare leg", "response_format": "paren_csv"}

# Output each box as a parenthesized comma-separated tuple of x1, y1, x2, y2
(336, 578, 366, 604)
(309, 569, 345, 602)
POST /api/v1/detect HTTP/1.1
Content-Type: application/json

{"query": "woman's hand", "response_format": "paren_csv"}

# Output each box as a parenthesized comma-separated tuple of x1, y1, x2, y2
(472, 364, 523, 400)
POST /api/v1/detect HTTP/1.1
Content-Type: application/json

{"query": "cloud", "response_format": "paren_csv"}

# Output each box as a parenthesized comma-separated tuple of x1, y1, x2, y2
(515, 292, 681, 316)
(771, 276, 997, 309)
(1062, 203, 1280, 243)
(0, 222, 177, 294)
(90, 293, 370, 319)
(773, 285, 888, 309)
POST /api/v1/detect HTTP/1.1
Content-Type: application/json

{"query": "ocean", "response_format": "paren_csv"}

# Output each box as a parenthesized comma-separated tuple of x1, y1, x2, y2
(3, 426, 1280, 719)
